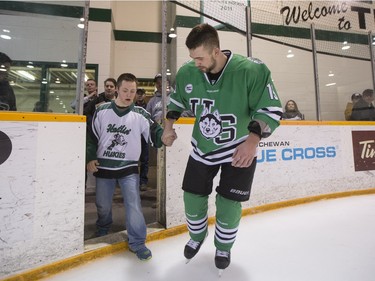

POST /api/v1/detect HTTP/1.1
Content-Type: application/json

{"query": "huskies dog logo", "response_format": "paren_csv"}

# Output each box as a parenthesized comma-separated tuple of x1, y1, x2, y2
(107, 133, 127, 151)
(199, 108, 222, 139)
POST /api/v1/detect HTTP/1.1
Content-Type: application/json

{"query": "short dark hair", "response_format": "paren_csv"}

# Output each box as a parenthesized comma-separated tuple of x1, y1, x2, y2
(104, 78, 116, 85)
(0, 52, 12, 64)
(185, 23, 220, 51)
(116, 73, 138, 88)
(136, 88, 145, 95)
(362, 89, 374, 97)
(86, 78, 96, 85)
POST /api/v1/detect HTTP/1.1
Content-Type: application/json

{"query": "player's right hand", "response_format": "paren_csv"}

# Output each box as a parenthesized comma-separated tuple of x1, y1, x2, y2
(87, 160, 99, 172)
(162, 129, 177, 146)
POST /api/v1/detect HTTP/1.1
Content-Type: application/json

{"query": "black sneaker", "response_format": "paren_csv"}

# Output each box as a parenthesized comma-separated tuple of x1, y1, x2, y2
(95, 228, 108, 237)
(215, 249, 231, 270)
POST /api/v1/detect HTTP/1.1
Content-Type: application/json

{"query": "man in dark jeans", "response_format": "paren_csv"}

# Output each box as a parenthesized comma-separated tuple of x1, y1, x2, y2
(135, 88, 149, 191)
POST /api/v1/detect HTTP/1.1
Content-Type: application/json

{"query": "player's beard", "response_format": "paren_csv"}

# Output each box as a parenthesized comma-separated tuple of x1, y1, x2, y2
(199, 56, 217, 73)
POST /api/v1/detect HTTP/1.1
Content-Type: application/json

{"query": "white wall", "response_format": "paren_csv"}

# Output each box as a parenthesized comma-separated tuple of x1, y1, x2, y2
(0, 114, 86, 279)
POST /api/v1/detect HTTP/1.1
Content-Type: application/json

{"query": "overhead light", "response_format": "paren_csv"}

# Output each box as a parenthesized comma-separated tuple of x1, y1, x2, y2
(286, 49, 294, 58)
(27, 62, 34, 68)
(17, 70, 36, 81)
(325, 82, 336, 87)
(342, 41, 350, 50)
(0, 64, 7, 71)
(328, 71, 334, 77)
(42, 78, 48, 84)
(61, 60, 68, 67)
(55, 78, 61, 84)
(168, 28, 177, 38)
(0, 34, 11, 40)
(77, 18, 84, 29)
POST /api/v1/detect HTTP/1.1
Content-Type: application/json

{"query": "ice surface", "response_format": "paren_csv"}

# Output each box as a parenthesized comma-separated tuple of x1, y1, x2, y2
(45, 195, 375, 281)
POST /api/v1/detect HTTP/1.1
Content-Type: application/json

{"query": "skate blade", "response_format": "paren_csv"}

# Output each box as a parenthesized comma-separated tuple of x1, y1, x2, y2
(218, 269, 224, 277)
(185, 258, 191, 264)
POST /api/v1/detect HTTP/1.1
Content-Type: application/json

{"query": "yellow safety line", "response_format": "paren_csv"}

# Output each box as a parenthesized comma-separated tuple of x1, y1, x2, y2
(2, 113, 372, 125)
(2, 188, 375, 281)
(0, 112, 86, 122)
(175, 117, 196, 124)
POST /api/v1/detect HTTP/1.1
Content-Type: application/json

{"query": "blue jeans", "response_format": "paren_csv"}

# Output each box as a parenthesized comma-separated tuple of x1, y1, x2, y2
(95, 174, 147, 251)
(139, 137, 149, 185)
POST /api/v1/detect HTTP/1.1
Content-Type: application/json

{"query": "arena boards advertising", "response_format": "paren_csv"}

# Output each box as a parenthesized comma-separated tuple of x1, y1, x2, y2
(165, 120, 375, 227)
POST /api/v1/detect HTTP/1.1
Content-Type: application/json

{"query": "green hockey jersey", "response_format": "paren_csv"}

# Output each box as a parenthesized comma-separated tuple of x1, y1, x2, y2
(168, 51, 282, 165)
(86, 101, 163, 178)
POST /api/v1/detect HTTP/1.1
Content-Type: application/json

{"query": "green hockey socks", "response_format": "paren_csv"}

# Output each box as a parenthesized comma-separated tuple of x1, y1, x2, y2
(184, 191, 209, 242)
(214, 194, 242, 251)
(184, 191, 242, 251)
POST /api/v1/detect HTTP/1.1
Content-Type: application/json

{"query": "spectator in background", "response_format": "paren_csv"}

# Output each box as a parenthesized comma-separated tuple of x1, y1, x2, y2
(282, 100, 304, 120)
(146, 73, 172, 124)
(84, 78, 117, 126)
(0, 52, 16, 111)
(344, 93, 362, 120)
(33, 101, 44, 112)
(351, 89, 375, 121)
(71, 78, 98, 112)
(135, 88, 149, 191)
(135, 87, 147, 109)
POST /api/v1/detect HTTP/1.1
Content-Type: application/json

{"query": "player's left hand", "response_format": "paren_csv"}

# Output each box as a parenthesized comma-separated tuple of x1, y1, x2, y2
(231, 133, 260, 168)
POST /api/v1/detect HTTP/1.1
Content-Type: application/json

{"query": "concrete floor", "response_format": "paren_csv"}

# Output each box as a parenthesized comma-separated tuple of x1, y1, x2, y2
(84, 165, 160, 249)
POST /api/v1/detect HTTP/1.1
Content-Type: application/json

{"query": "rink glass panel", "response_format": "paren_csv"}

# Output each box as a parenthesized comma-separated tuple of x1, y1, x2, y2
(1, 3, 96, 113)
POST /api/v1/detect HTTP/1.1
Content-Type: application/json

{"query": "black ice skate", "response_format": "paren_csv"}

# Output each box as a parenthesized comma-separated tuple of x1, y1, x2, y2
(215, 249, 231, 277)
(184, 232, 208, 263)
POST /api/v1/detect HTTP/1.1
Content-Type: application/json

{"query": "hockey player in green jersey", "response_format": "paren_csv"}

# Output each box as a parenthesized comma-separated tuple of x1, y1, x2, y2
(161, 23, 283, 274)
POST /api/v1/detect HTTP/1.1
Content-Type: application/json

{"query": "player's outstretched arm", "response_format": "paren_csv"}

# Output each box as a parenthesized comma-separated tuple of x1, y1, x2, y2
(162, 118, 177, 146)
